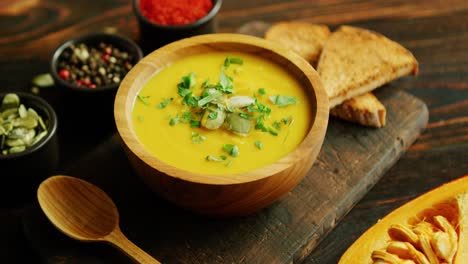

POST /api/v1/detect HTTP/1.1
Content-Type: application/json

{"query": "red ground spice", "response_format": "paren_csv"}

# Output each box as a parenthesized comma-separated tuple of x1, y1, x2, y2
(139, 0, 213, 26)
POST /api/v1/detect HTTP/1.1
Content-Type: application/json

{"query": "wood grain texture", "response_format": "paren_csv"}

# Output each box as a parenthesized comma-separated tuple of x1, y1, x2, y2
(23, 85, 427, 264)
(114, 33, 329, 216)
(37, 176, 161, 264)
(0, 0, 467, 263)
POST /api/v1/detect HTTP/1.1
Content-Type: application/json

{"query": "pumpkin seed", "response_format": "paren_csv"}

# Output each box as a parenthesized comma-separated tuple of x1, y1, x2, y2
(18, 104, 27, 118)
(2, 108, 17, 119)
(0, 93, 49, 155)
(31, 73, 54, 87)
(6, 138, 24, 147)
(13, 116, 38, 129)
(201, 108, 226, 130)
(225, 113, 251, 135)
(9, 146, 26, 154)
(29, 130, 47, 146)
(227, 96, 255, 108)
(1, 93, 20, 110)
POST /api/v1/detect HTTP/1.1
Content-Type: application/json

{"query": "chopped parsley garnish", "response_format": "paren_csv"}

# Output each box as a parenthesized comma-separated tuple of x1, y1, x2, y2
(137, 94, 150, 105)
(268, 128, 278, 136)
(219, 71, 234, 94)
(201, 78, 210, 88)
(190, 120, 201, 128)
(206, 155, 226, 162)
(224, 56, 244, 68)
(169, 115, 179, 126)
(191, 132, 206, 144)
(208, 109, 218, 120)
(272, 120, 281, 130)
(254, 141, 263, 150)
(180, 110, 192, 123)
(198, 91, 222, 107)
(258, 88, 266, 96)
(223, 144, 239, 157)
(281, 115, 294, 126)
(269, 95, 298, 107)
(157, 97, 173, 109)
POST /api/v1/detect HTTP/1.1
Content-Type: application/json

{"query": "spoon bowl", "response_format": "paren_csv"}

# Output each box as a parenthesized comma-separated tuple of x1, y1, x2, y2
(37, 175, 160, 264)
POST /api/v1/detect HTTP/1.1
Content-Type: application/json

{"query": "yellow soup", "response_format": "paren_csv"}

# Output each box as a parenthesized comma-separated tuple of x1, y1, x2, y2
(132, 52, 311, 175)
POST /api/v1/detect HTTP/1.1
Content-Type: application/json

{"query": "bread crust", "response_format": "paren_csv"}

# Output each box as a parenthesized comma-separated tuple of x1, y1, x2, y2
(265, 22, 330, 66)
(317, 25, 418, 108)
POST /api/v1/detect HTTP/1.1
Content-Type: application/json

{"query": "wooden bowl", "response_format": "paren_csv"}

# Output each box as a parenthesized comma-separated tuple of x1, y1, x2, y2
(115, 34, 329, 216)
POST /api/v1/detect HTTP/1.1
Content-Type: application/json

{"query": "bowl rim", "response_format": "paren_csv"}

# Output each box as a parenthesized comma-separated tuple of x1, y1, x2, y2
(115, 33, 329, 186)
(0, 92, 58, 160)
(132, 0, 223, 30)
(50, 32, 143, 93)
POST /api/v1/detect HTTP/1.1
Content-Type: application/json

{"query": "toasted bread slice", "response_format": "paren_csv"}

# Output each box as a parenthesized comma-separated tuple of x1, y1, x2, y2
(331, 92, 386, 127)
(317, 25, 418, 108)
(265, 22, 330, 66)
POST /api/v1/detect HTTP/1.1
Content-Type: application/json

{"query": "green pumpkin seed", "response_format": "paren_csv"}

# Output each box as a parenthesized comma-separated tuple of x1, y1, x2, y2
(2, 108, 18, 119)
(1, 93, 20, 110)
(8, 127, 28, 139)
(6, 138, 24, 147)
(30, 130, 47, 146)
(13, 117, 38, 129)
(32, 73, 54, 87)
(0, 93, 49, 155)
(9, 146, 26, 154)
(201, 108, 226, 130)
(27, 108, 39, 119)
(225, 113, 251, 135)
(18, 104, 28, 118)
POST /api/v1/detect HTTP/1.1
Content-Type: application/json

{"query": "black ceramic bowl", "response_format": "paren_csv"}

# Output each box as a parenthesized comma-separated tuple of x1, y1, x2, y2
(0, 92, 58, 207)
(133, 0, 223, 53)
(50, 33, 143, 127)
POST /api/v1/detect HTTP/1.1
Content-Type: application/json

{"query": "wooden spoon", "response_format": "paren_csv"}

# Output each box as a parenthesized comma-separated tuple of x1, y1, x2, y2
(37, 175, 161, 264)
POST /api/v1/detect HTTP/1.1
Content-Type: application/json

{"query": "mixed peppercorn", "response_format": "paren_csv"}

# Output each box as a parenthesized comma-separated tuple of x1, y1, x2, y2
(57, 42, 134, 89)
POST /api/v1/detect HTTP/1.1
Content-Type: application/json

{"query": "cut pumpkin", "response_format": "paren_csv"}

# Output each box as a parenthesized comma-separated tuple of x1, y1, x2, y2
(339, 175, 468, 264)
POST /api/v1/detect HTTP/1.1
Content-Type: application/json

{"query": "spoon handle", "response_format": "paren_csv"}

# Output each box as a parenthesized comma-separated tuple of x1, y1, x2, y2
(107, 228, 161, 264)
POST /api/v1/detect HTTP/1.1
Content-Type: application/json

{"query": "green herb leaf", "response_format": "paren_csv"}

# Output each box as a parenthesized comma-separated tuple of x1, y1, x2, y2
(181, 110, 192, 123)
(220, 155, 228, 160)
(206, 155, 225, 162)
(255, 119, 268, 132)
(182, 72, 196, 88)
(169, 115, 179, 126)
(208, 109, 218, 120)
(224, 57, 230, 68)
(268, 128, 278, 136)
(198, 91, 222, 107)
(178, 85, 191, 97)
(223, 143, 239, 157)
(258, 88, 266, 96)
(182, 93, 199, 107)
(269, 95, 298, 107)
(201, 79, 210, 88)
(229, 57, 243, 65)
(272, 120, 281, 130)
(281, 115, 294, 125)
(191, 132, 206, 144)
(157, 98, 173, 109)
(225, 160, 233, 167)
(219, 71, 234, 94)
(254, 141, 263, 150)
(190, 120, 201, 128)
(137, 95, 150, 105)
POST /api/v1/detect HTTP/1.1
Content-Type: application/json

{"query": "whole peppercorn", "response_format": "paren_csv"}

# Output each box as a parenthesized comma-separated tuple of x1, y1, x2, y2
(57, 42, 135, 89)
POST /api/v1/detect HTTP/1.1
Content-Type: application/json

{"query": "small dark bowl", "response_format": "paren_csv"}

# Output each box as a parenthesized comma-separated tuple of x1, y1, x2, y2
(0, 92, 59, 207)
(133, 0, 223, 53)
(50, 33, 143, 128)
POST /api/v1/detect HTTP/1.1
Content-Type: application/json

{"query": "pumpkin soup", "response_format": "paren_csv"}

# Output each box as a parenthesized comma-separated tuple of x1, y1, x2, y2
(132, 52, 312, 174)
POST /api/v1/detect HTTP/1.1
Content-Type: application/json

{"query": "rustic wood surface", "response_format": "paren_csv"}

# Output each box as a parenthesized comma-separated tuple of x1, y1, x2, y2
(22, 86, 427, 264)
(0, 0, 467, 263)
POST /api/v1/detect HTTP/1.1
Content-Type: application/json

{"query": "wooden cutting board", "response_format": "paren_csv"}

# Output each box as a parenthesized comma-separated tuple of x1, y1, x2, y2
(22, 22, 428, 264)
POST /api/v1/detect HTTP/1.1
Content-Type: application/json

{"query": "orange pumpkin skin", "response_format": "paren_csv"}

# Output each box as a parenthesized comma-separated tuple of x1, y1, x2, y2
(339, 175, 468, 264)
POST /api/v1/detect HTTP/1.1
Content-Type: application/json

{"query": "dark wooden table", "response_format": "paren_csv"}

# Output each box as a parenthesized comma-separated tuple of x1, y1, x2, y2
(1, 0, 467, 263)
